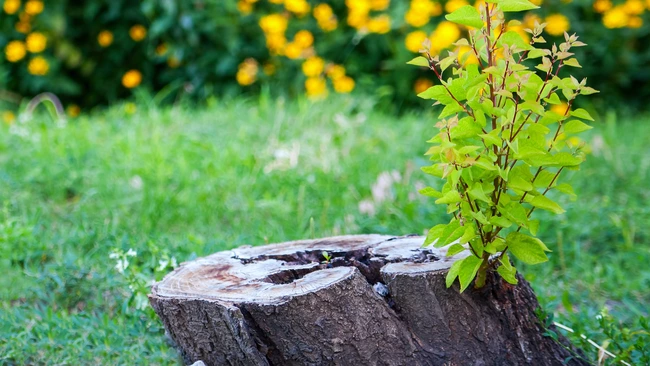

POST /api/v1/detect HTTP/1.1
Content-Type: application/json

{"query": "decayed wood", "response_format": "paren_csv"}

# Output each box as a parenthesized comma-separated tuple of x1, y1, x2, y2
(150, 235, 588, 366)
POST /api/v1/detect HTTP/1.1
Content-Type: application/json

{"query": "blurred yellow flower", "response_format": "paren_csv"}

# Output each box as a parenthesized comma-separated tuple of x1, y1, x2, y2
(368, 15, 391, 34)
(405, 9, 429, 27)
(236, 70, 255, 86)
(508, 24, 530, 43)
(347, 11, 369, 29)
(544, 14, 570, 36)
(284, 42, 303, 59)
(167, 56, 180, 68)
(593, 0, 612, 13)
(457, 46, 479, 66)
(155, 43, 168, 56)
(313, 4, 338, 32)
(26, 32, 46, 53)
(603, 6, 629, 28)
(259, 13, 288, 34)
(3, 0, 20, 14)
(430, 21, 461, 53)
(294, 30, 314, 48)
(627, 16, 643, 28)
(2, 111, 16, 125)
(529, 0, 543, 4)
(371, 0, 390, 11)
(122, 70, 142, 88)
(445, 0, 468, 13)
(15, 21, 30, 33)
(98, 30, 113, 47)
(285, 0, 310, 16)
(414, 78, 433, 94)
(334, 76, 355, 93)
(237, 0, 253, 14)
(5, 40, 26, 62)
(129, 25, 147, 42)
(305, 77, 327, 98)
(326, 64, 346, 80)
(24, 0, 42, 15)
(66, 104, 81, 118)
(302, 56, 325, 77)
(265, 33, 287, 54)
(28, 56, 49, 75)
(623, 0, 644, 15)
(236, 58, 258, 86)
(551, 102, 568, 116)
(405, 30, 428, 53)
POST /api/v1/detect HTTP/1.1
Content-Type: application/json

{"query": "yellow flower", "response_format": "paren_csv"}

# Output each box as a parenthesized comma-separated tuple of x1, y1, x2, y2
(367, 15, 391, 34)
(24, 0, 42, 15)
(294, 30, 314, 48)
(405, 30, 428, 53)
(508, 24, 530, 44)
(3, 0, 20, 14)
(313, 3, 333, 20)
(544, 14, 570, 36)
(129, 25, 147, 42)
(593, 0, 612, 13)
(405, 9, 429, 27)
(524, 13, 541, 29)
(326, 64, 346, 80)
(347, 10, 369, 29)
(430, 21, 461, 53)
(603, 6, 629, 28)
(285, 0, 310, 16)
(122, 70, 142, 89)
(167, 56, 180, 68)
(529, 0, 543, 4)
(236, 70, 255, 86)
(27, 56, 49, 75)
(444, 0, 468, 13)
(302, 56, 325, 77)
(5, 40, 26, 62)
(334, 76, 355, 93)
(259, 13, 288, 34)
(66, 104, 81, 118)
(623, 0, 644, 15)
(15, 21, 30, 33)
(237, 0, 253, 14)
(155, 43, 168, 56)
(26, 32, 46, 53)
(98, 30, 113, 47)
(414, 78, 433, 94)
(371, 0, 390, 11)
(305, 77, 327, 98)
(627, 16, 643, 28)
(457, 46, 479, 66)
(2, 111, 16, 125)
(284, 42, 303, 59)
(265, 33, 287, 54)
(550, 102, 568, 116)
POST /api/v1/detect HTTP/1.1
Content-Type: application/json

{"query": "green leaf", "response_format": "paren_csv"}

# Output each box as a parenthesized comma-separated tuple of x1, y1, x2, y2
(470, 210, 490, 225)
(495, 0, 539, 12)
(563, 58, 582, 68)
(458, 255, 483, 292)
(479, 130, 502, 147)
(510, 176, 533, 192)
(435, 220, 466, 247)
(489, 215, 512, 228)
(499, 201, 528, 227)
(563, 120, 593, 134)
(498, 31, 533, 51)
(529, 195, 565, 214)
(435, 190, 462, 204)
(506, 232, 550, 265)
(528, 220, 540, 236)
(497, 255, 519, 284)
(424, 224, 446, 245)
(447, 243, 466, 256)
(459, 224, 477, 244)
(469, 238, 484, 257)
(407, 56, 429, 67)
(450, 117, 482, 140)
(445, 5, 484, 28)
(419, 187, 443, 198)
(446, 260, 463, 288)
(418, 86, 454, 104)
(570, 108, 595, 121)
(555, 183, 577, 200)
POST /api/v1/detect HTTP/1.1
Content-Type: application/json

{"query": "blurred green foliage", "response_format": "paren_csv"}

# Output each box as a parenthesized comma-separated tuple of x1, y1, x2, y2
(0, 0, 650, 114)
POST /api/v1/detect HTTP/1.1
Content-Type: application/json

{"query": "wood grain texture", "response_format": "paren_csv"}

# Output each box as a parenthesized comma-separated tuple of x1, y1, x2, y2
(150, 235, 587, 366)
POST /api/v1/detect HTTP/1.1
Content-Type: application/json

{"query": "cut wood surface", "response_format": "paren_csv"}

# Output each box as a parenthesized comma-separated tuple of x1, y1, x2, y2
(150, 235, 588, 366)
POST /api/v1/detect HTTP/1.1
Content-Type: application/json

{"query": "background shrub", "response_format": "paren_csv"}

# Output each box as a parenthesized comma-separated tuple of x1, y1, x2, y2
(1, 0, 649, 115)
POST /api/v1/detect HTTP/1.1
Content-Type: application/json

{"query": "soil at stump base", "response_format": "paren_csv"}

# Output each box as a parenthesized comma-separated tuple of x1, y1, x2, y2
(149, 235, 589, 366)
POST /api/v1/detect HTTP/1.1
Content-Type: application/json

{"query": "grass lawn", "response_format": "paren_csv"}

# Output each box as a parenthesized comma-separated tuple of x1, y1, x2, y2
(1, 96, 648, 364)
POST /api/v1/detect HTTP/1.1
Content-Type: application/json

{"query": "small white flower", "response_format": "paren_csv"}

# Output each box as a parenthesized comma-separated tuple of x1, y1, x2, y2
(170, 257, 178, 268)
(157, 259, 169, 272)
(129, 175, 143, 190)
(126, 249, 137, 257)
(109, 252, 120, 259)
(115, 258, 129, 274)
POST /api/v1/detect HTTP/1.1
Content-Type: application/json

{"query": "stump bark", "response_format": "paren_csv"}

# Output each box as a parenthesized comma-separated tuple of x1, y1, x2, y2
(150, 235, 588, 366)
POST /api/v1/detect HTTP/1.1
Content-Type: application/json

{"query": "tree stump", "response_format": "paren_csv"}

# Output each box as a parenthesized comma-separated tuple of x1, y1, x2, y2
(149, 235, 587, 366)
